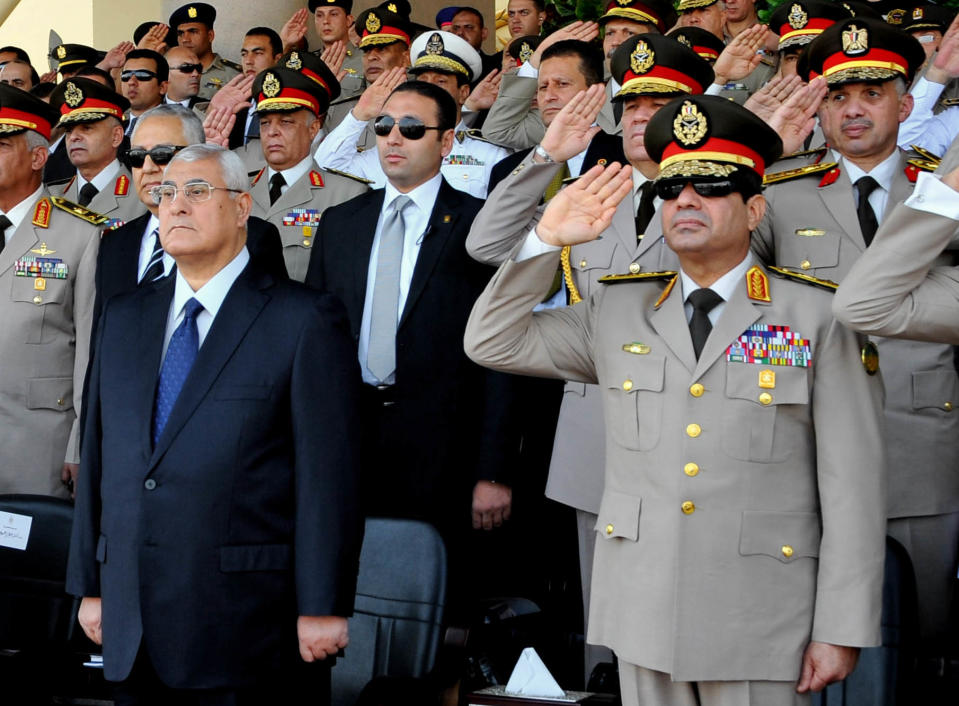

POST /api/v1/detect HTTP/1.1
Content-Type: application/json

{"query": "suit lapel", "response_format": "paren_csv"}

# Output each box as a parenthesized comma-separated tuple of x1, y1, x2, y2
(135, 275, 175, 461)
(352, 190, 385, 315)
(399, 183, 456, 327)
(119, 213, 151, 290)
(818, 165, 865, 249)
(609, 195, 639, 257)
(250, 172, 272, 214)
(693, 279, 764, 380)
(649, 278, 697, 373)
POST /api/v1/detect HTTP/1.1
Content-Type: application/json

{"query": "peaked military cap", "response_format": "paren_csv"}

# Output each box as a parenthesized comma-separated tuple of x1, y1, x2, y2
(508, 35, 542, 66)
(169, 3, 216, 30)
(666, 26, 725, 63)
(254, 50, 341, 115)
(435, 6, 460, 28)
(0, 83, 59, 140)
(677, 0, 721, 12)
(610, 34, 714, 101)
(598, 0, 677, 33)
(645, 94, 783, 181)
(903, 5, 956, 34)
(52, 44, 104, 73)
(803, 15, 925, 85)
(309, 0, 354, 12)
(770, 1, 854, 50)
(355, 5, 413, 48)
(50, 77, 129, 127)
(409, 30, 482, 82)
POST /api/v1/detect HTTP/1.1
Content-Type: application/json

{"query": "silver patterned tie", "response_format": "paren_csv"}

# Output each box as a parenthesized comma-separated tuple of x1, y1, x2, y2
(367, 195, 412, 383)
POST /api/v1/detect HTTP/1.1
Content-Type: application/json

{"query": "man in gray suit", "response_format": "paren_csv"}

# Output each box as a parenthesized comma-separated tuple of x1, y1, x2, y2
(754, 17, 959, 661)
(465, 94, 886, 706)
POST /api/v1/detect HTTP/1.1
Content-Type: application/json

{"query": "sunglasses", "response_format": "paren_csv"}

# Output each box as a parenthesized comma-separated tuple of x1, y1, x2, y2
(173, 63, 202, 74)
(654, 179, 738, 200)
(373, 115, 444, 140)
(120, 69, 158, 82)
(126, 145, 186, 168)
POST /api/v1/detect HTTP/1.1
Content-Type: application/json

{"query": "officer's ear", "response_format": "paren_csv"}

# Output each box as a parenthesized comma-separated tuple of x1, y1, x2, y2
(29, 139, 48, 173)
(745, 192, 765, 231)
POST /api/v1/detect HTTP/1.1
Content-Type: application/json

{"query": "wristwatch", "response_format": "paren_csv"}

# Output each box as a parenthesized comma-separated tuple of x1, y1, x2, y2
(533, 144, 554, 163)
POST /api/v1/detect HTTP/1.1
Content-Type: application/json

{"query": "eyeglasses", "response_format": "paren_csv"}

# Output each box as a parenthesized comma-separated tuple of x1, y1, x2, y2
(126, 145, 186, 168)
(172, 63, 202, 74)
(654, 179, 738, 201)
(373, 115, 444, 140)
(120, 69, 158, 82)
(150, 181, 242, 205)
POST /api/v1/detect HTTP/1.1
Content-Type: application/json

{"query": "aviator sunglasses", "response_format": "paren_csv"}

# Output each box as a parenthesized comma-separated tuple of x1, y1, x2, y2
(172, 63, 203, 74)
(126, 145, 186, 168)
(120, 69, 158, 82)
(373, 115, 444, 140)
(654, 179, 738, 201)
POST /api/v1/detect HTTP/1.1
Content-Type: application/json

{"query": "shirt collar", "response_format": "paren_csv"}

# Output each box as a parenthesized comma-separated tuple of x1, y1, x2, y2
(144, 212, 160, 237)
(77, 159, 121, 192)
(1, 185, 45, 230)
(268, 155, 313, 190)
(171, 246, 250, 322)
(383, 172, 443, 217)
(680, 252, 755, 305)
(836, 149, 900, 191)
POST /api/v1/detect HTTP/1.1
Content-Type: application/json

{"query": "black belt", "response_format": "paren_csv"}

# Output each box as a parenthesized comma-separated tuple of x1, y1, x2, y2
(361, 383, 397, 408)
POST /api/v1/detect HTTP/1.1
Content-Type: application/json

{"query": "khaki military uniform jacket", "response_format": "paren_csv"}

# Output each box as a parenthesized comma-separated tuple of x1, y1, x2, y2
(482, 73, 544, 151)
(337, 42, 365, 101)
(0, 190, 101, 498)
(198, 53, 241, 101)
(596, 81, 622, 137)
(58, 166, 147, 229)
(249, 165, 369, 282)
(754, 149, 959, 518)
(464, 251, 885, 680)
(467, 154, 678, 513)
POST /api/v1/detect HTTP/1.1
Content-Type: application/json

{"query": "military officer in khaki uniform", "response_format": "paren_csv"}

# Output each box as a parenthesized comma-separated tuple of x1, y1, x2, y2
(249, 51, 369, 281)
(169, 3, 241, 101)
(310, 0, 365, 101)
(0, 85, 103, 499)
(48, 78, 147, 230)
(465, 94, 886, 705)
(755, 17, 959, 658)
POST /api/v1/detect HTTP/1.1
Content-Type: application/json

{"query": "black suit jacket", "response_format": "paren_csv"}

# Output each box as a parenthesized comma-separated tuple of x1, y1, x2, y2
(486, 130, 626, 195)
(67, 262, 362, 687)
(304, 179, 519, 530)
(43, 138, 73, 185)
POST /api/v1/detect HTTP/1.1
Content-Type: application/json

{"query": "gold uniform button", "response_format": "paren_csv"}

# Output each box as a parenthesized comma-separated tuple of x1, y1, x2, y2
(605, 524, 614, 536)
(945, 402, 954, 412)
(781, 545, 794, 558)
(629, 262, 641, 274)
(33, 295, 42, 305)
(580, 259, 588, 268)
(302, 239, 311, 247)
(689, 383, 704, 397)
(56, 398, 64, 406)
(622, 379, 633, 391)
(800, 260, 811, 270)
(758, 392, 773, 405)
(681, 500, 695, 515)
(686, 423, 701, 438)
(684, 462, 699, 477)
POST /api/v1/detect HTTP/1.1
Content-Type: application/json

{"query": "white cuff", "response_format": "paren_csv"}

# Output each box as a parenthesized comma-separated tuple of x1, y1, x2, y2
(516, 227, 562, 262)
(904, 171, 959, 220)
(517, 61, 539, 79)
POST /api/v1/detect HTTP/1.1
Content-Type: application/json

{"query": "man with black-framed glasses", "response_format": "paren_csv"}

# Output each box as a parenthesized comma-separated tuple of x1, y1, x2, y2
(120, 50, 168, 137)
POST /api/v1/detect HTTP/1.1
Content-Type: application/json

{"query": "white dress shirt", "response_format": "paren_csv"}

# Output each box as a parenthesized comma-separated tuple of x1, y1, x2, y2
(680, 253, 754, 326)
(838, 149, 900, 225)
(267, 156, 313, 199)
(76, 159, 121, 195)
(136, 213, 175, 282)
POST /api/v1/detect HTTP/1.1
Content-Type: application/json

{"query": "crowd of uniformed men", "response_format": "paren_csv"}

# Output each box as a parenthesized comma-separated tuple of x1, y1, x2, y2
(2, 0, 959, 703)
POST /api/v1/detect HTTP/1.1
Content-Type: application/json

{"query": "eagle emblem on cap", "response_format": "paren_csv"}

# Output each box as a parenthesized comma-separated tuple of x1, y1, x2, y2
(676, 34, 691, 47)
(286, 52, 303, 70)
(913, 8, 924, 19)
(788, 4, 808, 29)
(630, 40, 655, 75)
(426, 33, 444, 55)
(56, 45, 66, 60)
(388, 2, 398, 11)
(519, 41, 533, 63)
(841, 24, 868, 54)
(188, 6, 198, 18)
(617, 0, 631, 5)
(262, 72, 281, 98)
(64, 82, 84, 108)
(366, 12, 381, 33)
(673, 100, 708, 147)
(886, 8, 905, 25)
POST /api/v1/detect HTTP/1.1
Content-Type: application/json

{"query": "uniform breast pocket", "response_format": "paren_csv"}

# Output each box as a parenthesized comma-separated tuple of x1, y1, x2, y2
(572, 246, 614, 300)
(12, 276, 69, 344)
(777, 229, 840, 274)
(606, 355, 665, 451)
(722, 364, 810, 463)
(444, 163, 486, 192)
(912, 369, 959, 414)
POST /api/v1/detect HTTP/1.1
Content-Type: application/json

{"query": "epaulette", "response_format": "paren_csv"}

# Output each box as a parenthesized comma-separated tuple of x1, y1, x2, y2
(763, 161, 838, 186)
(45, 175, 73, 188)
(910, 144, 942, 164)
(940, 98, 959, 107)
(221, 58, 242, 72)
(322, 167, 374, 185)
(906, 158, 937, 175)
(774, 146, 827, 162)
(328, 94, 358, 107)
(462, 129, 499, 145)
(768, 265, 838, 292)
(51, 197, 108, 225)
(599, 270, 677, 284)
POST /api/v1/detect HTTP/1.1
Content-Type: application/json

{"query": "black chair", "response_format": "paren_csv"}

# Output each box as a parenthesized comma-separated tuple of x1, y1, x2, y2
(332, 517, 448, 706)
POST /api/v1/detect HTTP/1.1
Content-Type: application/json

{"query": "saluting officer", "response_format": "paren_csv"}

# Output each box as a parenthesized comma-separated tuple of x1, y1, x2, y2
(168, 3, 241, 101)
(0, 84, 105, 498)
(248, 50, 370, 282)
(465, 94, 887, 705)
(310, 0, 365, 100)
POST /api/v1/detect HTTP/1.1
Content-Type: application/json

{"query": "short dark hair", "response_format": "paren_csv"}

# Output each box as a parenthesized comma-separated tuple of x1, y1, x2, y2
(388, 80, 457, 132)
(125, 49, 169, 83)
(541, 40, 604, 86)
(76, 66, 115, 86)
(0, 45, 31, 63)
(246, 27, 283, 56)
(1, 59, 40, 87)
(529, 0, 546, 11)
(453, 7, 485, 28)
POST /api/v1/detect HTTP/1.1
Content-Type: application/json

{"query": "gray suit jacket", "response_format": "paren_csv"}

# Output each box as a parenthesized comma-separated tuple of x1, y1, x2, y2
(464, 251, 885, 680)
(754, 150, 959, 518)
(59, 166, 147, 226)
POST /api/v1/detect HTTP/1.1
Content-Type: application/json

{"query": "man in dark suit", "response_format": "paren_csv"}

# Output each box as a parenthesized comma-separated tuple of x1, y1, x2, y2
(304, 81, 518, 608)
(68, 143, 361, 705)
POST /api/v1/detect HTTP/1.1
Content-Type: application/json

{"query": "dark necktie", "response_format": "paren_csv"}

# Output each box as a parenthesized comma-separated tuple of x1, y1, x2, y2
(0, 214, 11, 255)
(269, 172, 286, 205)
(634, 180, 656, 241)
(78, 182, 99, 207)
(153, 298, 204, 445)
(141, 227, 165, 283)
(855, 176, 879, 246)
(688, 288, 723, 360)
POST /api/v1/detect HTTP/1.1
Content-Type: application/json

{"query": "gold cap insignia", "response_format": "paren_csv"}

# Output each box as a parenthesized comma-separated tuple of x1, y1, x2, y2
(630, 40, 655, 75)
(886, 8, 905, 25)
(366, 12, 381, 33)
(64, 82, 84, 108)
(519, 41, 533, 63)
(617, 0, 632, 5)
(842, 24, 868, 54)
(262, 72, 281, 98)
(788, 4, 808, 29)
(677, 34, 691, 47)
(56, 45, 66, 60)
(387, 2, 397, 12)
(913, 8, 923, 19)
(672, 100, 708, 147)
(426, 33, 444, 55)
(286, 51, 303, 70)
(188, 6, 198, 18)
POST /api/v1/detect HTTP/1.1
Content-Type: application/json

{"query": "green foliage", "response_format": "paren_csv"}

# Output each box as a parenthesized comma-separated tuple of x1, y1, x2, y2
(544, 0, 607, 33)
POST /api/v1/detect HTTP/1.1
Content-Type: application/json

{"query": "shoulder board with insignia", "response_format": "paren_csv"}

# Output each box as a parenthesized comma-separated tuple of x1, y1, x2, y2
(940, 98, 959, 107)
(907, 158, 937, 173)
(322, 167, 374, 185)
(909, 144, 941, 164)
(45, 175, 73, 188)
(250, 167, 265, 186)
(763, 161, 838, 186)
(768, 265, 838, 292)
(464, 129, 498, 145)
(775, 146, 827, 162)
(50, 197, 109, 225)
(221, 58, 242, 71)
(599, 270, 677, 284)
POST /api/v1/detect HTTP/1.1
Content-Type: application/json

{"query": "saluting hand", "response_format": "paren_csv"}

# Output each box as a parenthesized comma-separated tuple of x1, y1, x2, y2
(538, 84, 605, 163)
(353, 67, 408, 122)
(537, 162, 633, 247)
(280, 9, 310, 54)
(713, 24, 768, 86)
(768, 76, 828, 157)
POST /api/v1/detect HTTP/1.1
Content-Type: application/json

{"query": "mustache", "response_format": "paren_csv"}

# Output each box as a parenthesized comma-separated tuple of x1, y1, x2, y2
(841, 117, 873, 131)
(669, 209, 711, 229)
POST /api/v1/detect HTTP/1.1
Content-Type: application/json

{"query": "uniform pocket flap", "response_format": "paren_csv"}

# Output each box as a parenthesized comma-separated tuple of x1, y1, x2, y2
(573, 247, 613, 272)
(219, 543, 292, 572)
(96, 534, 107, 563)
(595, 491, 642, 541)
(739, 510, 821, 563)
(26, 377, 73, 411)
(564, 381, 586, 397)
(607, 355, 666, 394)
(214, 384, 271, 400)
(725, 364, 808, 406)
(11, 275, 69, 304)
(912, 369, 959, 411)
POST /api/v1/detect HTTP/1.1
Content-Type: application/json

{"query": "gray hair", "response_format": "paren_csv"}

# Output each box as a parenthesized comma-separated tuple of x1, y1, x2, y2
(24, 129, 48, 151)
(132, 103, 206, 145)
(165, 143, 248, 193)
